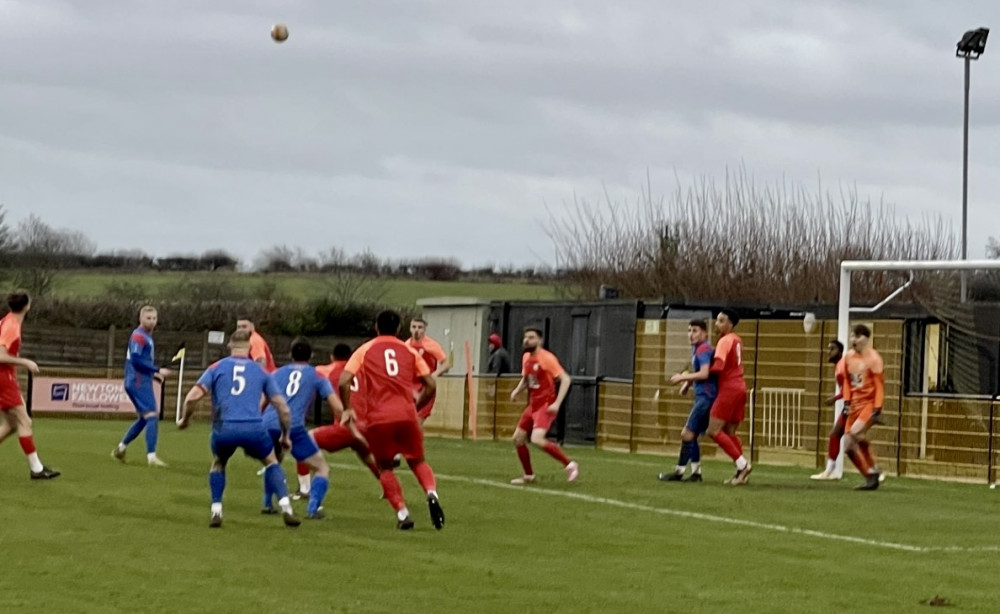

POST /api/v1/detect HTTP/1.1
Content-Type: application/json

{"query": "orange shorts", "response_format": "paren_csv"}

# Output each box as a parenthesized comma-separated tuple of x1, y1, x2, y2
(846, 403, 878, 432)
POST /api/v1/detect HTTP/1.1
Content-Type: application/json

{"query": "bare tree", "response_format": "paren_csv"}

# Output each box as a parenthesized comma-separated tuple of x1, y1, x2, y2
(254, 245, 296, 272)
(321, 267, 388, 306)
(0, 205, 12, 284)
(351, 248, 381, 276)
(60, 229, 97, 258)
(12, 214, 65, 296)
(319, 246, 349, 270)
(987, 236, 1000, 260)
(545, 167, 957, 304)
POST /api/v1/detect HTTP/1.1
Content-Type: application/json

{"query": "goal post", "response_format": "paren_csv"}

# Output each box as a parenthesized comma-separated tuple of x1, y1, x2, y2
(835, 259, 1000, 478)
(838, 259, 1000, 353)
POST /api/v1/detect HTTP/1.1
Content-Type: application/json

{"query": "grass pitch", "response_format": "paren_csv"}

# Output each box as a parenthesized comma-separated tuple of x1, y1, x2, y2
(0, 418, 997, 613)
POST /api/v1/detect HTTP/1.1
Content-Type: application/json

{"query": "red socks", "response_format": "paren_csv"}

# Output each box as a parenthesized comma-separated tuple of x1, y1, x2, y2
(18, 436, 36, 455)
(828, 432, 841, 461)
(410, 461, 437, 493)
(542, 442, 571, 466)
(296, 462, 310, 477)
(711, 432, 742, 461)
(516, 444, 534, 475)
(379, 471, 405, 511)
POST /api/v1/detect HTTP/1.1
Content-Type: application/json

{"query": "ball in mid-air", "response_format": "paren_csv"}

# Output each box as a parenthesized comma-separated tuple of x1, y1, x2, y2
(271, 23, 289, 43)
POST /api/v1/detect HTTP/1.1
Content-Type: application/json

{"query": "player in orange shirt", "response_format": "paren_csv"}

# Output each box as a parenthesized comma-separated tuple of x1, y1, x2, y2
(841, 324, 883, 491)
(0, 291, 60, 479)
(236, 317, 276, 373)
(340, 311, 444, 530)
(509, 326, 578, 484)
(704, 309, 752, 485)
(406, 318, 450, 423)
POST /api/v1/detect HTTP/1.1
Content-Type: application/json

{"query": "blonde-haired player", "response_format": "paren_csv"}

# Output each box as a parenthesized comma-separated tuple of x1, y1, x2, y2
(113, 305, 171, 466)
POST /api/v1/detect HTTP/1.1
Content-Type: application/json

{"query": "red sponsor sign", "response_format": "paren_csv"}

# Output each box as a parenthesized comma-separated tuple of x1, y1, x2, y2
(31, 377, 161, 414)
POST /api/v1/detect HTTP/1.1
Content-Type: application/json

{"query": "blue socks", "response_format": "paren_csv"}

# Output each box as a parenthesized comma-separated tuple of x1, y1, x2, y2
(678, 440, 694, 466)
(261, 474, 274, 509)
(307, 476, 329, 516)
(264, 463, 289, 501)
(677, 439, 701, 470)
(209, 471, 226, 503)
(143, 417, 159, 454)
(121, 418, 146, 446)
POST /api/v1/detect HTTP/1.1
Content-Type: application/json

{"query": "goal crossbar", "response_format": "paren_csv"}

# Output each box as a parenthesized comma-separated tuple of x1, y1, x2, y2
(838, 259, 1000, 346)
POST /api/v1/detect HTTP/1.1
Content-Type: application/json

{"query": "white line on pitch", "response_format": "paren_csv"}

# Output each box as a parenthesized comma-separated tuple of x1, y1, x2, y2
(328, 462, 1000, 554)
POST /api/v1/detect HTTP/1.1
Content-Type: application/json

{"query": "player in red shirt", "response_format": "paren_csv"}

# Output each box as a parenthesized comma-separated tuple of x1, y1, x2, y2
(841, 324, 884, 491)
(0, 291, 60, 479)
(811, 340, 850, 480)
(704, 309, 751, 485)
(310, 343, 380, 480)
(406, 318, 450, 423)
(339, 311, 444, 530)
(509, 326, 578, 484)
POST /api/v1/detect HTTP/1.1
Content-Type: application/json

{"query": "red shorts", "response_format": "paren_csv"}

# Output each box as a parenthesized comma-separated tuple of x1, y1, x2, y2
(0, 377, 23, 411)
(312, 423, 364, 453)
(517, 404, 557, 433)
(710, 387, 746, 424)
(416, 393, 436, 421)
(365, 418, 425, 463)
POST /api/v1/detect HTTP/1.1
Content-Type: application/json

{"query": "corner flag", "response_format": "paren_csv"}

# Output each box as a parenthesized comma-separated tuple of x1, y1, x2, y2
(171, 343, 186, 363)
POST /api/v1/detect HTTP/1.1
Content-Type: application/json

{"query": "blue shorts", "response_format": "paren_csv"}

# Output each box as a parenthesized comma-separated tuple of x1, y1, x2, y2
(268, 426, 320, 462)
(124, 386, 157, 414)
(211, 423, 274, 463)
(684, 395, 714, 435)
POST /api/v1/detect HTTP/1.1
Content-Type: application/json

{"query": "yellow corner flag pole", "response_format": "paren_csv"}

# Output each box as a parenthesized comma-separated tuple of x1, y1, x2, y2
(172, 345, 186, 423)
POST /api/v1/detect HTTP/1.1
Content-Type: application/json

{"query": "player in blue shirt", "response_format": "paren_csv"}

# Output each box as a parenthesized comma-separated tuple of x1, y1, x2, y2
(261, 337, 342, 519)
(660, 318, 718, 482)
(178, 329, 300, 528)
(113, 306, 171, 467)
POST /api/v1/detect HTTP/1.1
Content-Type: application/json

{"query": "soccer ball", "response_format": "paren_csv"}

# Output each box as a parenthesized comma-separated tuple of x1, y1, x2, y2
(271, 23, 289, 43)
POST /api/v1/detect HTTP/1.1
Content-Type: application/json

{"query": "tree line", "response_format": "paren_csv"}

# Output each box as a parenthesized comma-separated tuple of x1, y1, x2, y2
(545, 167, 1000, 305)
(0, 207, 558, 299)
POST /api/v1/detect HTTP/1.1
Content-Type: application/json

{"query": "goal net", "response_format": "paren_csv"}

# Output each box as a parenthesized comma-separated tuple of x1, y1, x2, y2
(838, 259, 1000, 481)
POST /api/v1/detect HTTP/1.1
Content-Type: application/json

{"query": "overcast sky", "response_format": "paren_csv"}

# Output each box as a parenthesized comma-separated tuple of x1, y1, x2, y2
(2, 1, 1000, 268)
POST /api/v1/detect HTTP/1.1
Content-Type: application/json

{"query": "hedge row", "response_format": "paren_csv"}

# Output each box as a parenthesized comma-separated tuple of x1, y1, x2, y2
(27, 297, 417, 337)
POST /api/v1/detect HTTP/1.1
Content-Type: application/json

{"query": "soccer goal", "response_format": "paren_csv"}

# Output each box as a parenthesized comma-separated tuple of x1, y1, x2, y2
(837, 259, 1000, 481)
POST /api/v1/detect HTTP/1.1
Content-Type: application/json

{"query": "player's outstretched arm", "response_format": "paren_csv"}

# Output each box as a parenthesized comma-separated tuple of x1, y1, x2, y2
(325, 392, 345, 424)
(510, 377, 527, 401)
(549, 373, 572, 412)
(415, 374, 436, 408)
(0, 346, 39, 374)
(271, 395, 293, 448)
(179, 385, 206, 428)
(434, 354, 451, 378)
(337, 370, 354, 411)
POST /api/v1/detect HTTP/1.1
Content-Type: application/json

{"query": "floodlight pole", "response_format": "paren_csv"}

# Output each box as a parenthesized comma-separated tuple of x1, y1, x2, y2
(961, 55, 971, 302)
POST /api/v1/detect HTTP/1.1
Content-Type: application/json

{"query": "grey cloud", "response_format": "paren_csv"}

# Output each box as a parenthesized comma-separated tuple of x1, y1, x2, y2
(1, 0, 999, 266)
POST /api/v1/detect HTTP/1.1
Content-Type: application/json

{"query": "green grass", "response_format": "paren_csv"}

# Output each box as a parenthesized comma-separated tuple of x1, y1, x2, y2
(2, 418, 998, 613)
(50, 271, 561, 304)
